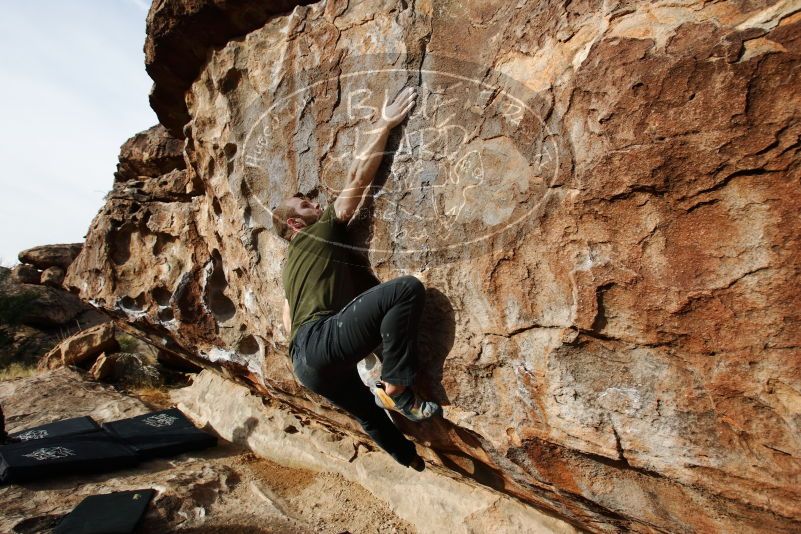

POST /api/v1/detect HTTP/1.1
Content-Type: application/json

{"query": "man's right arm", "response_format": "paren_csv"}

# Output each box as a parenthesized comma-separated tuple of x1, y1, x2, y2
(333, 87, 416, 223)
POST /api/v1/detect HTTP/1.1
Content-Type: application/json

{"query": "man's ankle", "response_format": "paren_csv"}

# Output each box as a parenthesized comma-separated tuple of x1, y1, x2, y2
(383, 382, 407, 396)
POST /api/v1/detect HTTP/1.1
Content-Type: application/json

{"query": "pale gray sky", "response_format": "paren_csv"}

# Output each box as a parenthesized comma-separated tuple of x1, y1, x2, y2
(0, 0, 157, 266)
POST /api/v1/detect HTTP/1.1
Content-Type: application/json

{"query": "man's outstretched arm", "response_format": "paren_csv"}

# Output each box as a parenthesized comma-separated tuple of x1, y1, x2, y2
(333, 87, 416, 223)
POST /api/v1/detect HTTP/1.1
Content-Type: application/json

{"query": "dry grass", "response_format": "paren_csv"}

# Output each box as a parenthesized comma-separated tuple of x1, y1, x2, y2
(129, 385, 174, 409)
(0, 362, 39, 382)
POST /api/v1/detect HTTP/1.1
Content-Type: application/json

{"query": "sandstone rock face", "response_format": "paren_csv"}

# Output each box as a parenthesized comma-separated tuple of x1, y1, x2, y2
(67, 1, 801, 532)
(145, 0, 317, 135)
(174, 369, 576, 534)
(18, 243, 82, 270)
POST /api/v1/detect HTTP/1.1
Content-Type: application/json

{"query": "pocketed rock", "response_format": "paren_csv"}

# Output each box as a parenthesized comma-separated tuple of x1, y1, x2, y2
(18, 243, 82, 270)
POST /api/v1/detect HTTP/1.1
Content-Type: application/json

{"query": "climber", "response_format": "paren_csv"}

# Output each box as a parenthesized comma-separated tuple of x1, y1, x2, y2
(272, 86, 440, 472)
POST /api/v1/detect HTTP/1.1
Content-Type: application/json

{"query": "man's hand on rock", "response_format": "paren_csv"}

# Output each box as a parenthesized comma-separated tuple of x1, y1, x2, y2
(381, 87, 416, 128)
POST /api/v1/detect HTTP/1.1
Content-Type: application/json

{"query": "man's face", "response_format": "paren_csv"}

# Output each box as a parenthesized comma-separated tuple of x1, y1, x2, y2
(287, 196, 322, 230)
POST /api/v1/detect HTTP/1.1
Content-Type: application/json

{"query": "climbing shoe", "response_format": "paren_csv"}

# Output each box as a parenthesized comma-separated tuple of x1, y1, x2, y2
(374, 384, 441, 422)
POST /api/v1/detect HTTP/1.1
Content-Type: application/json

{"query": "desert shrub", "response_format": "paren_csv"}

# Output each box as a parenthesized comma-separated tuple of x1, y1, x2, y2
(116, 333, 139, 352)
(0, 362, 38, 381)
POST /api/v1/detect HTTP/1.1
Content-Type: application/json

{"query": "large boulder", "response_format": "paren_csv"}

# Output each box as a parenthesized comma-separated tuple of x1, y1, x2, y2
(114, 124, 184, 182)
(39, 322, 119, 370)
(40, 266, 65, 288)
(89, 352, 163, 388)
(18, 243, 82, 270)
(10, 264, 40, 285)
(0, 268, 108, 367)
(145, 0, 317, 135)
(66, 1, 801, 532)
(0, 280, 85, 328)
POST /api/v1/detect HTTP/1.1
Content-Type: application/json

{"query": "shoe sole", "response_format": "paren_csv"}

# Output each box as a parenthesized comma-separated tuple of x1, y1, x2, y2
(375, 388, 397, 410)
(375, 388, 436, 422)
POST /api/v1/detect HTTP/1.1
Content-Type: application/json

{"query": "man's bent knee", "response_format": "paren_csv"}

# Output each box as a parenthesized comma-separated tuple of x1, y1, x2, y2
(397, 275, 425, 299)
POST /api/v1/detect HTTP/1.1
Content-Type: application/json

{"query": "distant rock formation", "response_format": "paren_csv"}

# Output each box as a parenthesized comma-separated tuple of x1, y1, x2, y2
(18, 243, 82, 271)
(64, 1, 801, 532)
(10, 243, 83, 290)
(0, 266, 107, 368)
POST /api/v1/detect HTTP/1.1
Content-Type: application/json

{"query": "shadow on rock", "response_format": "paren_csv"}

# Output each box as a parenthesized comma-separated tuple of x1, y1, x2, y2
(416, 287, 455, 406)
(392, 412, 507, 494)
(230, 416, 261, 445)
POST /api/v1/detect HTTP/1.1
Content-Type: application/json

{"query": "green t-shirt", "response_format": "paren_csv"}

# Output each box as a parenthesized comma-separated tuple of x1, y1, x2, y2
(282, 204, 356, 349)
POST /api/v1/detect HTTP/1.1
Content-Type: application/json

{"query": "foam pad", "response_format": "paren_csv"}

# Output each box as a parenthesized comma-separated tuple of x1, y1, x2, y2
(9, 416, 100, 442)
(0, 433, 139, 483)
(102, 408, 217, 459)
(54, 489, 156, 534)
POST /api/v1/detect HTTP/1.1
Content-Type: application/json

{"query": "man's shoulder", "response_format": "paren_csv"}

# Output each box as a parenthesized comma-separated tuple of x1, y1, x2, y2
(321, 203, 349, 226)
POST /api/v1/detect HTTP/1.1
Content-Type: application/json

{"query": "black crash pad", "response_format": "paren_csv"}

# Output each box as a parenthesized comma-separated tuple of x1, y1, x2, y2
(9, 416, 101, 442)
(54, 489, 156, 534)
(102, 408, 217, 459)
(0, 433, 139, 484)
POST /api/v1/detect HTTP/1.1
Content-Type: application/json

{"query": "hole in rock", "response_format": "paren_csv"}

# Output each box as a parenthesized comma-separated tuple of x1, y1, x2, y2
(152, 286, 172, 306)
(591, 283, 615, 333)
(157, 307, 175, 321)
(224, 143, 238, 158)
(174, 272, 200, 322)
(153, 233, 176, 256)
(205, 250, 237, 323)
(120, 293, 147, 312)
(109, 224, 133, 265)
(212, 197, 222, 216)
(219, 68, 242, 93)
(237, 335, 260, 356)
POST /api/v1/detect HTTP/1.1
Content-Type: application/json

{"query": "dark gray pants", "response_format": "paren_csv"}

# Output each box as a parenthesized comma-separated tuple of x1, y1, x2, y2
(290, 275, 426, 465)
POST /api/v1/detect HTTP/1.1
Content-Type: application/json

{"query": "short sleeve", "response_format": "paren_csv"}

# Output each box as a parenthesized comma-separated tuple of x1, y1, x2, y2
(302, 204, 348, 244)
(317, 204, 347, 228)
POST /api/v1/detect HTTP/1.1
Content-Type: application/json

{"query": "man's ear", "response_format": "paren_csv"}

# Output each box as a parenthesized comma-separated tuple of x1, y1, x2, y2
(287, 217, 305, 232)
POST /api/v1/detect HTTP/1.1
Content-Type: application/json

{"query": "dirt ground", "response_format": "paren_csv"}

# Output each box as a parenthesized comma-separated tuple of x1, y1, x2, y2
(0, 368, 414, 533)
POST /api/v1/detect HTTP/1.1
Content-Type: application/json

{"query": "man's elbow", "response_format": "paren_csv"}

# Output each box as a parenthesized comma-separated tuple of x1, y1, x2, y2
(334, 201, 358, 224)
(334, 181, 367, 223)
